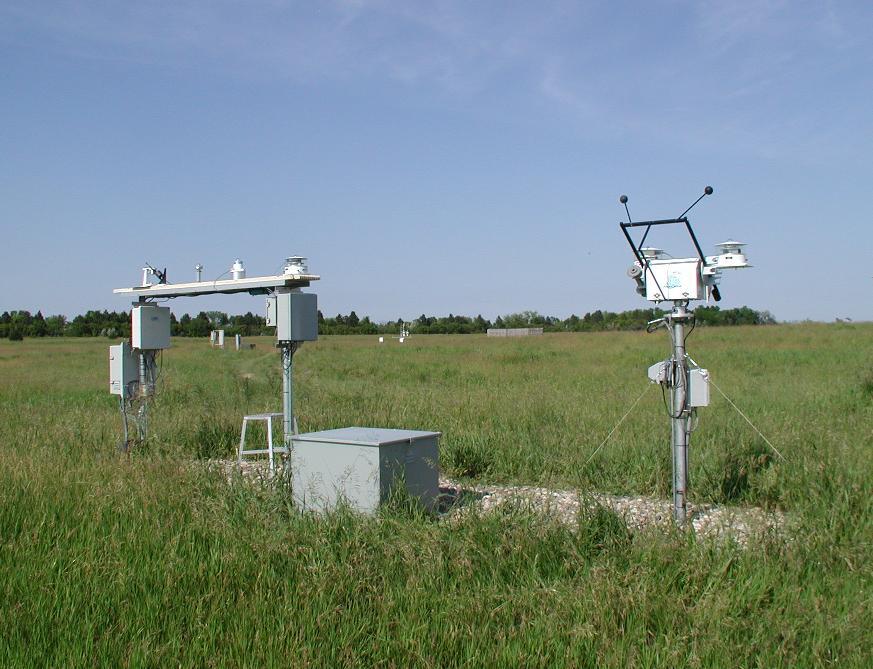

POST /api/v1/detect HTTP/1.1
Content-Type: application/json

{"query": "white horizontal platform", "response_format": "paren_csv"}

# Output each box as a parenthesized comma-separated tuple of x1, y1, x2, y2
(113, 273, 320, 298)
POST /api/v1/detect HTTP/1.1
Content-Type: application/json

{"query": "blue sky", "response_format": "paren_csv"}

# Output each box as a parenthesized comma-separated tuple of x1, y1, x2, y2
(2, 1, 871, 322)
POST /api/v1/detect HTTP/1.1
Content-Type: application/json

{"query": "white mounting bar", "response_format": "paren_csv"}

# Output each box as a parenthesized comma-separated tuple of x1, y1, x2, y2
(113, 273, 320, 299)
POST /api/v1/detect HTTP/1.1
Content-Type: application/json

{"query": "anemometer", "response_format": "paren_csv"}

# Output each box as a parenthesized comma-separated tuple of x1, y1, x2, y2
(619, 186, 751, 523)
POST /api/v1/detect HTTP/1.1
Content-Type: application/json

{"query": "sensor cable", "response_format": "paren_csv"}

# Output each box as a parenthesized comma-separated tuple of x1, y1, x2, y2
(585, 383, 652, 465)
(709, 378, 786, 461)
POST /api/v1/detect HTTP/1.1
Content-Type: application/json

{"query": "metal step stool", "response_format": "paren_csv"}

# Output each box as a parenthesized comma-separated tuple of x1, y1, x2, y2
(238, 412, 287, 472)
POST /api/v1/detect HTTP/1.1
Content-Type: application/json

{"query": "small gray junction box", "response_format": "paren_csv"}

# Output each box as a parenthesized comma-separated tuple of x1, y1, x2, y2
(291, 427, 440, 514)
(688, 368, 710, 407)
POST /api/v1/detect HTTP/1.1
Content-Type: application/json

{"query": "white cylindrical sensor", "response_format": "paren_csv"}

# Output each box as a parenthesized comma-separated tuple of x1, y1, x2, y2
(283, 256, 308, 276)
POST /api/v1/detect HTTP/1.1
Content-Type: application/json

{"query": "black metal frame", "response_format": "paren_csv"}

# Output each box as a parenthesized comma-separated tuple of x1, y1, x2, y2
(619, 216, 706, 267)
(617, 187, 721, 302)
(619, 215, 721, 302)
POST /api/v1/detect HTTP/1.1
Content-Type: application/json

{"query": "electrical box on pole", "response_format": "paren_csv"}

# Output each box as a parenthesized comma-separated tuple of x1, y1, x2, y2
(273, 292, 318, 342)
(131, 304, 171, 350)
(687, 368, 711, 408)
(109, 342, 139, 397)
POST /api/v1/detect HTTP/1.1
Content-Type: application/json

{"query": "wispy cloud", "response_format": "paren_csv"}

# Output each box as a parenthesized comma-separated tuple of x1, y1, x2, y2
(533, 0, 873, 159)
(0, 1, 571, 89)
(2, 0, 871, 159)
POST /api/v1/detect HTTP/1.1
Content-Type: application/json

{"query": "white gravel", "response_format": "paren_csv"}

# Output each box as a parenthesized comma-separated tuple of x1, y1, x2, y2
(438, 477, 788, 546)
(217, 460, 788, 546)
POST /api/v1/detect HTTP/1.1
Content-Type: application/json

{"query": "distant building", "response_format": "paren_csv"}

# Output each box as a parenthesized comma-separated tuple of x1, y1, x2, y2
(486, 328, 544, 337)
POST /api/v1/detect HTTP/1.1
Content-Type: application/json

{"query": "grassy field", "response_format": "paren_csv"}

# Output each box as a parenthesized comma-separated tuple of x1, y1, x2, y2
(1, 325, 871, 667)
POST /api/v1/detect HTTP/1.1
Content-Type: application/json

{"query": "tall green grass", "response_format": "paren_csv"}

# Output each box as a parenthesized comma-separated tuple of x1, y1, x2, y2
(1, 326, 871, 666)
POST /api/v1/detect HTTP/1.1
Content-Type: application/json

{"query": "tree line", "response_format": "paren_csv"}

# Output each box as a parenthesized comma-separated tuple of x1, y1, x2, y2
(1, 306, 776, 340)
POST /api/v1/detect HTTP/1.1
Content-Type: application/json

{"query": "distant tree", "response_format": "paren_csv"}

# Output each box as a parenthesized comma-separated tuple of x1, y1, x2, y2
(31, 311, 47, 337)
(0, 305, 779, 338)
(358, 316, 377, 334)
(44, 315, 67, 336)
(501, 311, 533, 328)
(759, 310, 777, 325)
(204, 311, 227, 327)
(187, 313, 211, 337)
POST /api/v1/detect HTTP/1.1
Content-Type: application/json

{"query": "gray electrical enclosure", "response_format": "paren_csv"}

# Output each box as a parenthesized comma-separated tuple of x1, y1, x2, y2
(274, 292, 318, 342)
(688, 368, 710, 407)
(291, 427, 440, 514)
(131, 304, 171, 350)
(109, 341, 138, 396)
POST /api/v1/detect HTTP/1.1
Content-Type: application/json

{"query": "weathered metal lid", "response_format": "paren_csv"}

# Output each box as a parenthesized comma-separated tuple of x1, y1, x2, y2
(292, 426, 441, 447)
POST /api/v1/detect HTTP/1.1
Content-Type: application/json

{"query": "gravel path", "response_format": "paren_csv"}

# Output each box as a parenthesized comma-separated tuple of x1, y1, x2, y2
(219, 460, 788, 546)
(437, 477, 788, 546)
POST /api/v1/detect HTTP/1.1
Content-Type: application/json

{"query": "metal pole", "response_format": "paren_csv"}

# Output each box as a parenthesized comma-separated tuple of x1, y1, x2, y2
(139, 352, 148, 397)
(136, 351, 154, 443)
(119, 396, 129, 448)
(669, 302, 689, 524)
(139, 351, 148, 443)
(282, 344, 294, 445)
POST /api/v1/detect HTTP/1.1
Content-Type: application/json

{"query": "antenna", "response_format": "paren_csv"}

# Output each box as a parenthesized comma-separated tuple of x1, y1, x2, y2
(620, 193, 632, 223)
(616, 186, 751, 525)
(676, 185, 713, 220)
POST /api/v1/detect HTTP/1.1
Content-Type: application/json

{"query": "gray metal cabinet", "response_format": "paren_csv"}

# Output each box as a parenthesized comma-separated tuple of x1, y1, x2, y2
(291, 427, 440, 513)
